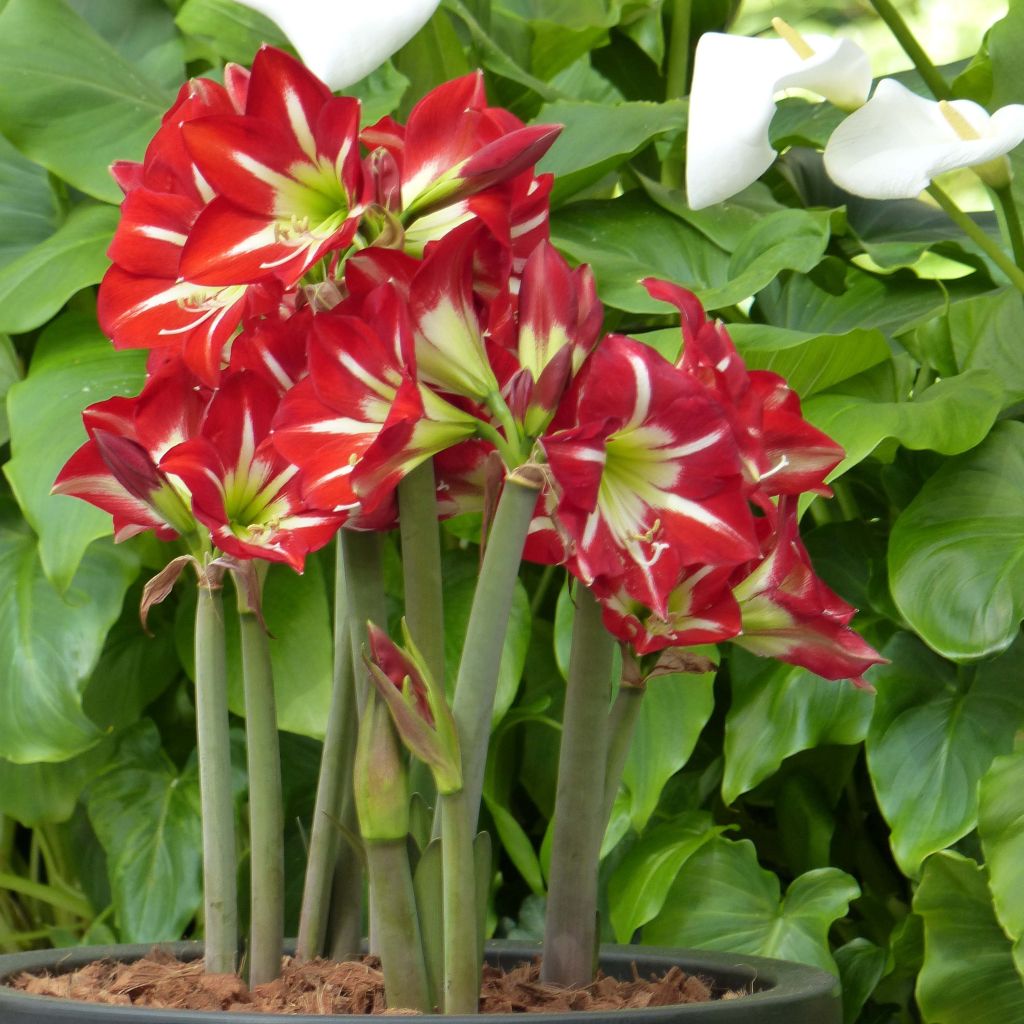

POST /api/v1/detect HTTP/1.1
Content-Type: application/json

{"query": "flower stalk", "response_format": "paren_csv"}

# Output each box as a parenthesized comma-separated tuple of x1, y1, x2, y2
(868, 0, 952, 100)
(439, 787, 479, 1013)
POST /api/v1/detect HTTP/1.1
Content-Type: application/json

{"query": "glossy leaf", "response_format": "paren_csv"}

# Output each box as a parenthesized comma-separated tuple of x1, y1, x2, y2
(866, 633, 1024, 877)
(607, 811, 723, 943)
(915, 852, 1024, 1023)
(621, 668, 716, 831)
(0, 133, 61, 271)
(0, 521, 137, 763)
(889, 420, 1024, 658)
(174, 0, 290, 65)
(834, 938, 888, 1024)
(804, 368, 1002, 482)
(4, 312, 147, 591)
(722, 649, 874, 805)
(644, 835, 858, 975)
(0, 334, 22, 447)
(0, 203, 119, 335)
(978, 739, 1024, 970)
(0, 0, 173, 202)
(86, 722, 203, 943)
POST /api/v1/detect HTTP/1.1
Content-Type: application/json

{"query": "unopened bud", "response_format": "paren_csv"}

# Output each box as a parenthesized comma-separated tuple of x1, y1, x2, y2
(354, 697, 410, 842)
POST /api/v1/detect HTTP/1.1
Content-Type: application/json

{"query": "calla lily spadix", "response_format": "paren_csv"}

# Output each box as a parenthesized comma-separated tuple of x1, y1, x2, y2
(823, 78, 1024, 199)
(234, 0, 441, 90)
(686, 21, 871, 210)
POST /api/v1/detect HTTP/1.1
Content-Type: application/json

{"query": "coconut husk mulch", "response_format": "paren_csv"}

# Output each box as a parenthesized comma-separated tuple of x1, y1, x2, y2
(11, 949, 743, 1014)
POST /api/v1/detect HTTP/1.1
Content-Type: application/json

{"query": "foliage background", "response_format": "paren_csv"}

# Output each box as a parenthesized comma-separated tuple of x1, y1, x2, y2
(0, 1, 1022, 1022)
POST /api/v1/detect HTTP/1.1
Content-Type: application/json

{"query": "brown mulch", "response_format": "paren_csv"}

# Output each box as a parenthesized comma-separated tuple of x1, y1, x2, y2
(10, 950, 743, 1014)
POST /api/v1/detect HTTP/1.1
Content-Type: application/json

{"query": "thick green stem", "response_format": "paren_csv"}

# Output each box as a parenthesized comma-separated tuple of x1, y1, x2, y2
(600, 685, 645, 828)
(365, 840, 432, 1011)
(449, 475, 542, 832)
(927, 183, 1024, 294)
(398, 461, 446, 699)
(994, 184, 1024, 269)
(235, 572, 284, 986)
(440, 788, 479, 1014)
(661, 0, 692, 188)
(541, 586, 616, 987)
(297, 536, 359, 961)
(342, 529, 389, 715)
(326, 798, 363, 962)
(195, 583, 238, 974)
(868, 0, 952, 100)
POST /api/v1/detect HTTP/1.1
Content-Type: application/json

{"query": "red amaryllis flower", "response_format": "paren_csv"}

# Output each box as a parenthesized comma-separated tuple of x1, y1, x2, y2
(179, 46, 366, 288)
(729, 497, 885, 686)
(53, 362, 208, 541)
(161, 371, 343, 570)
(542, 334, 759, 616)
(642, 279, 843, 496)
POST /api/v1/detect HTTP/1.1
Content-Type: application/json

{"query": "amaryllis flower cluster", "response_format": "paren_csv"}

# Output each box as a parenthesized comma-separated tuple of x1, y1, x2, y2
(56, 45, 882, 686)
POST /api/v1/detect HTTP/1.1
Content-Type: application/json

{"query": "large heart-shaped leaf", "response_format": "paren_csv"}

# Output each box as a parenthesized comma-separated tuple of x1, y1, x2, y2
(978, 739, 1024, 973)
(621, 668, 716, 831)
(607, 811, 723, 943)
(888, 420, 1024, 659)
(866, 633, 1024, 877)
(722, 649, 874, 805)
(804, 368, 1002, 482)
(0, 203, 118, 334)
(86, 722, 203, 943)
(915, 853, 1024, 1023)
(0, 0, 173, 202)
(4, 312, 146, 591)
(0, 521, 137, 763)
(644, 835, 858, 975)
(0, 133, 61, 271)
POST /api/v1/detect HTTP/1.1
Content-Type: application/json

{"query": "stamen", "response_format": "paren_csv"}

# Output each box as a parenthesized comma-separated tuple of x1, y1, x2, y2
(939, 100, 981, 141)
(772, 17, 815, 60)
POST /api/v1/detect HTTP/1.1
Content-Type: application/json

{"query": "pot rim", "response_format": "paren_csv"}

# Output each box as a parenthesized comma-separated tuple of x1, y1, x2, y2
(0, 940, 841, 1022)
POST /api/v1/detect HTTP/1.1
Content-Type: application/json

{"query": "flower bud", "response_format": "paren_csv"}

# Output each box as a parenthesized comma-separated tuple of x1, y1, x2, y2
(354, 696, 410, 842)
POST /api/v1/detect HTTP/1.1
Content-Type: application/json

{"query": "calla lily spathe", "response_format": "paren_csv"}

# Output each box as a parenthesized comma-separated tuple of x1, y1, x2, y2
(824, 78, 1024, 198)
(686, 29, 871, 210)
(235, 0, 440, 90)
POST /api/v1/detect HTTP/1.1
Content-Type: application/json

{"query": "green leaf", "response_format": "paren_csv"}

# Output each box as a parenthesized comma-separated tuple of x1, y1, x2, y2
(866, 633, 1024, 877)
(834, 938, 888, 1024)
(607, 811, 722, 943)
(804, 368, 1002, 481)
(0, 0, 174, 202)
(86, 722, 203, 943)
(644, 835, 858, 975)
(4, 312, 147, 591)
(978, 739, 1024, 969)
(915, 852, 1024, 1023)
(534, 99, 686, 203)
(551, 193, 830, 313)
(621, 668, 715, 831)
(888, 421, 1024, 659)
(347, 62, 410, 126)
(722, 649, 874, 804)
(483, 792, 544, 895)
(0, 739, 113, 826)
(0, 334, 22, 446)
(989, 0, 1024, 108)
(0, 203, 118, 334)
(0, 133, 61, 271)
(0, 523, 137, 763)
(175, 0, 289, 65)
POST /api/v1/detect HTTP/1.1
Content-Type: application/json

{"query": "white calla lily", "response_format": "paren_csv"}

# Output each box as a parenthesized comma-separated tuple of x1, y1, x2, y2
(236, 0, 440, 90)
(823, 78, 1024, 198)
(685, 25, 871, 210)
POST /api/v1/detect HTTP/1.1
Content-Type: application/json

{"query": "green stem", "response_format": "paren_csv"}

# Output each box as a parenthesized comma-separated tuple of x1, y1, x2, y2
(365, 840, 432, 1011)
(439, 788, 479, 1014)
(927, 183, 1024, 294)
(600, 685, 645, 828)
(195, 583, 238, 975)
(0, 872, 91, 919)
(868, 0, 952, 99)
(994, 184, 1024, 269)
(529, 564, 558, 616)
(342, 529, 390, 715)
(661, 0, 692, 188)
(541, 586, 616, 987)
(398, 460, 446, 697)
(234, 570, 284, 986)
(297, 536, 360, 961)
(448, 474, 542, 832)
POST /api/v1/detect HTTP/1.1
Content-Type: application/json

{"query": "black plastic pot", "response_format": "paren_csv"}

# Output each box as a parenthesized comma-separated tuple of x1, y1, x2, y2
(0, 941, 841, 1022)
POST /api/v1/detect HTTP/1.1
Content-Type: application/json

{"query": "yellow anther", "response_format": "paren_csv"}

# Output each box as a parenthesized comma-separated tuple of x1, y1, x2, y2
(939, 100, 982, 141)
(772, 17, 815, 60)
